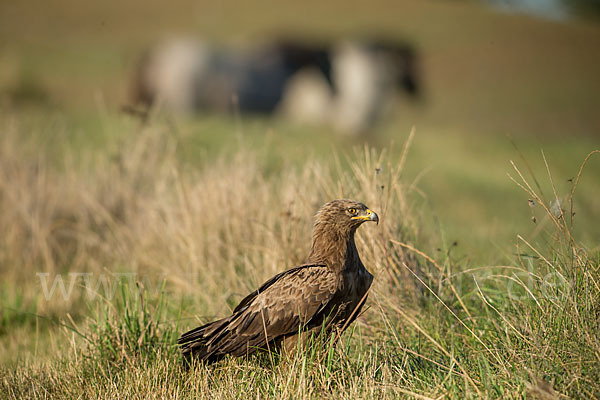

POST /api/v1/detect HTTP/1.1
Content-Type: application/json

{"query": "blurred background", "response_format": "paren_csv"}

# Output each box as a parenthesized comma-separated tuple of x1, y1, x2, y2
(1, 0, 599, 257)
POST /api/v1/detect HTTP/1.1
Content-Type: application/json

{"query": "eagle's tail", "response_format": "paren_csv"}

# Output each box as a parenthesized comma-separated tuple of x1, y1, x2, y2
(178, 316, 233, 366)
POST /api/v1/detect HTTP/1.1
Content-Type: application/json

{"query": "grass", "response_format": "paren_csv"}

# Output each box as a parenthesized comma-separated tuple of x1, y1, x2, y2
(0, 116, 598, 398)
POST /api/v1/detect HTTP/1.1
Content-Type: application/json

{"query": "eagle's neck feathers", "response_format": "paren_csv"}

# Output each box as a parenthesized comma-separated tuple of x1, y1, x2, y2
(307, 218, 361, 273)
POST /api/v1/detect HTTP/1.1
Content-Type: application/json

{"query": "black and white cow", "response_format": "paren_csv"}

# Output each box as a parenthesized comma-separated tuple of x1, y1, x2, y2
(128, 37, 420, 135)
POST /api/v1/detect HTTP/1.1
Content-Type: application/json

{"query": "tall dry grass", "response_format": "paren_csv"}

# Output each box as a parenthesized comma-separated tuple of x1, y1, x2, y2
(1, 118, 598, 398)
(0, 122, 421, 335)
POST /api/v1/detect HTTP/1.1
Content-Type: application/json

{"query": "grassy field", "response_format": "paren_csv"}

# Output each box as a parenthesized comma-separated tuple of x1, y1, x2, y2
(1, 0, 600, 398)
(0, 119, 598, 398)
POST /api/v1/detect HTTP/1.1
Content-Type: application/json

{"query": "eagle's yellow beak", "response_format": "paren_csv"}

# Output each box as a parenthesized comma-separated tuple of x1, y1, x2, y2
(351, 209, 379, 224)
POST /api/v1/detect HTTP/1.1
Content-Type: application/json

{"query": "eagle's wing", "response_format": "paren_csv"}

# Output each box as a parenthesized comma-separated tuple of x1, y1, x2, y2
(232, 264, 324, 313)
(179, 264, 338, 361)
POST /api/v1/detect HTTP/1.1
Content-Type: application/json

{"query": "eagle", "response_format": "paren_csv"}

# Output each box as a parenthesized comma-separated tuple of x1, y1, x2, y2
(178, 199, 378, 364)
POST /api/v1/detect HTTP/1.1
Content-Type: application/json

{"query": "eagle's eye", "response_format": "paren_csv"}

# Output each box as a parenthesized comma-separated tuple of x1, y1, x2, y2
(347, 208, 357, 215)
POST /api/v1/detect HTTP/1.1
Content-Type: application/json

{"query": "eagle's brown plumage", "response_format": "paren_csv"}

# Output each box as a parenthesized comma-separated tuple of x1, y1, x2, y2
(178, 199, 378, 364)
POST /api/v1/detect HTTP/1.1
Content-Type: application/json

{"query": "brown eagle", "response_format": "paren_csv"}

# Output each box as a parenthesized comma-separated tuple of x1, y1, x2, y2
(178, 199, 378, 364)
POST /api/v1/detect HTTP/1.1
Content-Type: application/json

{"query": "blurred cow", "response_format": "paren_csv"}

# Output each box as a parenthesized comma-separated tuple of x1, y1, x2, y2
(128, 37, 420, 135)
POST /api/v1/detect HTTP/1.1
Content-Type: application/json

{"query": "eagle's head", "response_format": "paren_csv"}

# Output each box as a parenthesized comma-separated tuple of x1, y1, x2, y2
(308, 199, 378, 266)
(315, 199, 379, 233)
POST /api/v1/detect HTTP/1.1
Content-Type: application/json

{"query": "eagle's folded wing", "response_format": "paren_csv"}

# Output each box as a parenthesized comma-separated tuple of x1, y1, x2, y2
(179, 264, 338, 360)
